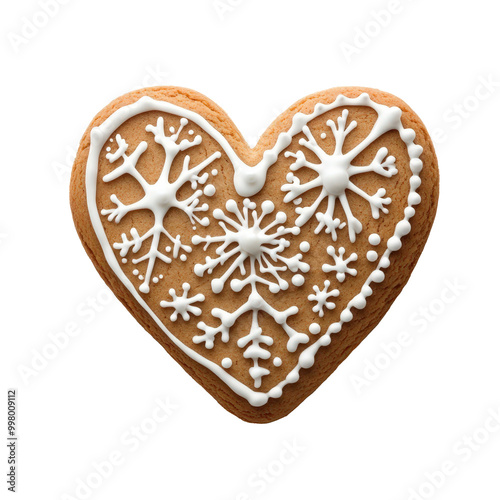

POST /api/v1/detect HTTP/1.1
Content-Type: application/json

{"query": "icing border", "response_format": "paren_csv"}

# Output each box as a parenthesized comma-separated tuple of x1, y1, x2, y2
(86, 93, 423, 407)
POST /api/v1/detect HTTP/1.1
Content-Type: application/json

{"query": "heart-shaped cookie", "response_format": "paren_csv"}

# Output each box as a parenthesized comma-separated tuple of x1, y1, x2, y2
(70, 86, 438, 423)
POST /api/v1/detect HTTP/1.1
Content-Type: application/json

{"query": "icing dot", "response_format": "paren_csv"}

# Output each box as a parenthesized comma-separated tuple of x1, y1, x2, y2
(309, 323, 321, 335)
(408, 192, 421, 205)
(269, 387, 282, 398)
(169, 126, 175, 133)
(211, 169, 218, 176)
(132, 269, 139, 276)
(368, 233, 381, 246)
(340, 310, 353, 322)
(329, 323, 342, 334)
(106, 147, 111, 152)
(410, 158, 423, 174)
(401, 128, 416, 142)
(319, 334, 331, 346)
(166, 246, 172, 252)
(299, 241, 310, 253)
(139, 275, 144, 280)
(273, 357, 282, 367)
(121, 258, 127, 264)
(299, 350, 315, 369)
(405, 207, 416, 218)
(366, 250, 378, 262)
(396, 220, 411, 236)
(371, 270, 385, 283)
(293, 197, 302, 205)
(159, 275, 163, 279)
(221, 358, 232, 369)
(409, 144, 423, 157)
(387, 236, 402, 252)
(292, 275, 305, 287)
(180, 254, 187, 262)
(380, 257, 390, 268)
(320, 132, 327, 139)
(204, 184, 216, 197)
(410, 175, 421, 190)
(188, 129, 194, 135)
(153, 277, 159, 283)
(351, 294, 366, 309)
(109, 138, 113, 142)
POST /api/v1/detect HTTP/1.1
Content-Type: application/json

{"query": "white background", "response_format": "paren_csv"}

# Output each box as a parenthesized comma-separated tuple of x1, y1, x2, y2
(2, 1, 500, 499)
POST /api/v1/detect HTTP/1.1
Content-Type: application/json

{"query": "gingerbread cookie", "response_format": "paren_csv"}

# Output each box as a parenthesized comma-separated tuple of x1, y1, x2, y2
(70, 86, 439, 423)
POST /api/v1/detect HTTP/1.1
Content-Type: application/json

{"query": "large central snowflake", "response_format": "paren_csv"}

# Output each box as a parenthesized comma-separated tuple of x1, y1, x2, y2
(192, 199, 310, 388)
(282, 109, 398, 242)
(101, 117, 221, 293)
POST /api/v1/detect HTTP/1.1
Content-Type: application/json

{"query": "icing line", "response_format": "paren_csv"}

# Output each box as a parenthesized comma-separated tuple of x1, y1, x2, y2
(86, 93, 423, 407)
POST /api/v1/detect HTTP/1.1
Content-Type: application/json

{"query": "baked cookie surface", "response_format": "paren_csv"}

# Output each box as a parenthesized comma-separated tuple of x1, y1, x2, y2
(70, 86, 439, 423)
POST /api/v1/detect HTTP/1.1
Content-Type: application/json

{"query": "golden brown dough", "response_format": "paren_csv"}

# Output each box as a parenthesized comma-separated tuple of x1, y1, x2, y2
(70, 86, 439, 423)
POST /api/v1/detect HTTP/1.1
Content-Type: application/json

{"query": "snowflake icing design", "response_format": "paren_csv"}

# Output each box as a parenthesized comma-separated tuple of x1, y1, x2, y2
(308, 280, 340, 318)
(322, 246, 358, 283)
(192, 198, 310, 388)
(101, 117, 221, 294)
(282, 109, 398, 242)
(160, 283, 205, 322)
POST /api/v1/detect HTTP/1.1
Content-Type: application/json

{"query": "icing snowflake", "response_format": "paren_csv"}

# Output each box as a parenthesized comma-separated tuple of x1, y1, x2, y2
(101, 117, 221, 293)
(160, 283, 205, 322)
(192, 199, 308, 294)
(322, 246, 357, 283)
(282, 109, 397, 242)
(308, 280, 340, 317)
(192, 199, 310, 388)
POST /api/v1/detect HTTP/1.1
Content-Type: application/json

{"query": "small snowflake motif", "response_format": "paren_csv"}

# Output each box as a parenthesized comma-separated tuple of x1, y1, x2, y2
(308, 280, 340, 317)
(160, 283, 205, 322)
(322, 246, 358, 283)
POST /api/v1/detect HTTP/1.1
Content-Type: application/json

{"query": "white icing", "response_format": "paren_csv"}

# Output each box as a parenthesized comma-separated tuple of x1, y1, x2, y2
(322, 246, 358, 282)
(86, 93, 424, 407)
(309, 323, 321, 335)
(192, 199, 308, 294)
(273, 357, 282, 367)
(203, 184, 216, 197)
(192, 199, 309, 388)
(282, 107, 398, 242)
(101, 120, 221, 294)
(308, 280, 340, 317)
(366, 250, 378, 262)
(221, 357, 232, 369)
(159, 283, 205, 322)
(299, 241, 310, 252)
(368, 233, 381, 245)
(291, 275, 305, 287)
